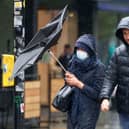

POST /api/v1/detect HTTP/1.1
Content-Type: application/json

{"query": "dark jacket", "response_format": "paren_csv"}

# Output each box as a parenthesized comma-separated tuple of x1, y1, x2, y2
(99, 16, 129, 114)
(67, 34, 105, 129)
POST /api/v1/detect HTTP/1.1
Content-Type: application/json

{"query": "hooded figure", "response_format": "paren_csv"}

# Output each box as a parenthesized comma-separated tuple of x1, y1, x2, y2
(65, 34, 105, 129)
(100, 16, 129, 129)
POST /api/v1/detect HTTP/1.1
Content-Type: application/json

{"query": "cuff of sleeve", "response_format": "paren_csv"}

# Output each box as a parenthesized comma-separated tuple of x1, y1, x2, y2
(99, 96, 110, 103)
(81, 85, 98, 100)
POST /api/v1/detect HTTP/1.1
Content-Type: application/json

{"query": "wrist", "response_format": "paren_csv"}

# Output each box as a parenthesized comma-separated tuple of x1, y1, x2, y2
(78, 81, 84, 89)
(102, 99, 109, 103)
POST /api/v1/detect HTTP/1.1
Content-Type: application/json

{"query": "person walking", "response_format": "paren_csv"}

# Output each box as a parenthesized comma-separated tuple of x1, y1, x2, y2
(100, 16, 129, 129)
(65, 34, 105, 129)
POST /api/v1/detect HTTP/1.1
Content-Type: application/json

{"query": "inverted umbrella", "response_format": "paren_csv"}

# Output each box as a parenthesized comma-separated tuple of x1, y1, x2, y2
(11, 5, 68, 78)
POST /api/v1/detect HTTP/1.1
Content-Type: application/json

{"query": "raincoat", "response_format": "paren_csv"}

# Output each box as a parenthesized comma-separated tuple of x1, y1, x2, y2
(67, 34, 105, 129)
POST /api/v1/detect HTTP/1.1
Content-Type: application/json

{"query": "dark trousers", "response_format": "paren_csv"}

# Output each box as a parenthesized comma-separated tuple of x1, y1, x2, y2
(119, 113, 129, 129)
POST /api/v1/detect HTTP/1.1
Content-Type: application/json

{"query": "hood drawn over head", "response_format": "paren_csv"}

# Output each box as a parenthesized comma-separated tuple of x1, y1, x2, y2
(75, 34, 96, 56)
(116, 16, 129, 45)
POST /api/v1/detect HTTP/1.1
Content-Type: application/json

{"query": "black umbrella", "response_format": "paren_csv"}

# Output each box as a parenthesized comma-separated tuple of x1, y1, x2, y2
(11, 5, 68, 78)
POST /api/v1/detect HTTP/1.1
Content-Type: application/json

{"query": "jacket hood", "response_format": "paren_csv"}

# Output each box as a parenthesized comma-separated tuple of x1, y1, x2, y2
(116, 16, 129, 44)
(75, 34, 96, 55)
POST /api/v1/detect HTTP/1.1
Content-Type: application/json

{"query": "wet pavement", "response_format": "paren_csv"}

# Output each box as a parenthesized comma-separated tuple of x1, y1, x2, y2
(49, 110, 121, 129)
(96, 111, 121, 129)
(0, 109, 121, 129)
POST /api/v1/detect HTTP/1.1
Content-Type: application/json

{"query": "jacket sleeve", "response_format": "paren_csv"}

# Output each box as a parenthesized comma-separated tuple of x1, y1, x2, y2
(99, 51, 118, 101)
(81, 63, 105, 101)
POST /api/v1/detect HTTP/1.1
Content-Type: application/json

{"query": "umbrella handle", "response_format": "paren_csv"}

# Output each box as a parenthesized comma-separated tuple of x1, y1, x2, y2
(48, 50, 67, 73)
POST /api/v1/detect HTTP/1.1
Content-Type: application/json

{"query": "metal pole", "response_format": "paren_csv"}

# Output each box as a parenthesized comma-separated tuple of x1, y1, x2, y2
(14, 0, 25, 129)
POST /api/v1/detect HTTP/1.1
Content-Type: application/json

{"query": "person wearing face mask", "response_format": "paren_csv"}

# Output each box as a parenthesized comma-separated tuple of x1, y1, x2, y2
(65, 34, 105, 129)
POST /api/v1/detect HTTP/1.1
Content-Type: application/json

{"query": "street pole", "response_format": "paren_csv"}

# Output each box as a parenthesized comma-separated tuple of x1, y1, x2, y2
(73, 0, 97, 35)
(14, 0, 25, 129)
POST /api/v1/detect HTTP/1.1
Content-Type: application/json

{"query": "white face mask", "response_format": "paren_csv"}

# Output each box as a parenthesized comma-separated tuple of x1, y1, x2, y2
(76, 50, 89, 60)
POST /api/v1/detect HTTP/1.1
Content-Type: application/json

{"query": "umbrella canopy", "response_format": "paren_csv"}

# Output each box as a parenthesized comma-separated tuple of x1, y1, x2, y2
(11, 5, 68, 78)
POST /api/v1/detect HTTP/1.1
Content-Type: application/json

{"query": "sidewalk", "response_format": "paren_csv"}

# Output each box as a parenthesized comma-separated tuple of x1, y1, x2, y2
(0, 108, 121, 129)
(49, 110, 121, 129)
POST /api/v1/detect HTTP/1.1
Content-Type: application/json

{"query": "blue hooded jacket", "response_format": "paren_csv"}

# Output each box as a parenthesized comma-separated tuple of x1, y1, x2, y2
(67, 34, 105, 129)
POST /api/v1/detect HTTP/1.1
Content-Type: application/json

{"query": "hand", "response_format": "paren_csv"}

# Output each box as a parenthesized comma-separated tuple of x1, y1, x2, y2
(101, 99, 110, 112)
(65, 71, 84, 89)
